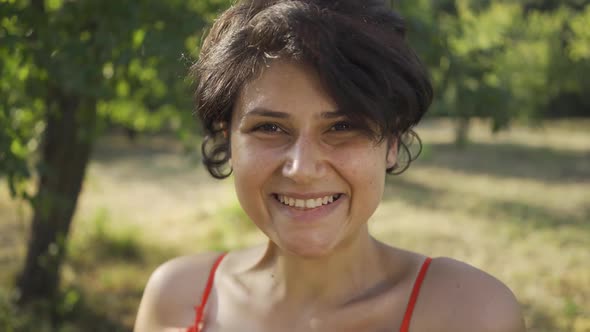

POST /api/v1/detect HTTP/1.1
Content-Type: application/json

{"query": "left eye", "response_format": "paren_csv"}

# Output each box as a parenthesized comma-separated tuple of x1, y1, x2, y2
(330, 121, 353, 131)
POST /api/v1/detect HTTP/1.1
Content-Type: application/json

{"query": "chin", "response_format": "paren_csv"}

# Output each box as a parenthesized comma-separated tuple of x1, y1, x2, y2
(278, 236, 338, 259)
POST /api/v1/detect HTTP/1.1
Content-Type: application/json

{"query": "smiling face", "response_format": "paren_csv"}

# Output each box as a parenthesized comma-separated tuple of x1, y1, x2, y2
(230, 61, 397, 258)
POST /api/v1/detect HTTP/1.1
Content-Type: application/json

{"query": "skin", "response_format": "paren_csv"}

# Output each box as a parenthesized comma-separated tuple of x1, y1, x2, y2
(134, 61, 526, 332)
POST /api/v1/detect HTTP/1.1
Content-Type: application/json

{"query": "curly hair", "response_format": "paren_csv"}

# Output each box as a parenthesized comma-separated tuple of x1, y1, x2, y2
(191, 0, 433, 179)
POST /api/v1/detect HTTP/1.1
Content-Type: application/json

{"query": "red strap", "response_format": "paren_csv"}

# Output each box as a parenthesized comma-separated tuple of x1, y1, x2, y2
(191, 253, 227, 332)
(400, 257, 432, 332)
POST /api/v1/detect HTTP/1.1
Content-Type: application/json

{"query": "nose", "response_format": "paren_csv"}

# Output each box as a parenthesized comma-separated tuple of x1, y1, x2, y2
(282, 135, 326, 183)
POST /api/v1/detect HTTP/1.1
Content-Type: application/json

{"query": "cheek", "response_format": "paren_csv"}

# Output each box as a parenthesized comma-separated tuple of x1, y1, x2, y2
(334, 145, 387, 182)
(230, 137, 278, 217)
(334, 146, 387, 210)
(231, 137, 279, 177)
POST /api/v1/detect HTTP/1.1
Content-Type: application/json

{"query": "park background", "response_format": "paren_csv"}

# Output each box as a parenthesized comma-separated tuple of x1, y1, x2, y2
(1, 0, 589, 331)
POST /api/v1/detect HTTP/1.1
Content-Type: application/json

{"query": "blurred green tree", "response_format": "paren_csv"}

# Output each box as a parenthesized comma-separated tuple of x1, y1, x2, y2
(399, 0, 590, 144)
(0, 0, 229, 307)
(398, 0, 517, 145)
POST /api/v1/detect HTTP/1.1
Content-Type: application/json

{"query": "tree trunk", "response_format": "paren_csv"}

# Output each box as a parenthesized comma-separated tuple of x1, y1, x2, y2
(17, 89, 96, 306)
(454, 116, 470, 147)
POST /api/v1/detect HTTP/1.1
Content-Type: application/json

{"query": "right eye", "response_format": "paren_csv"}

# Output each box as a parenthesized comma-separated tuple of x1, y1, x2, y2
(253, 123, 283, 133)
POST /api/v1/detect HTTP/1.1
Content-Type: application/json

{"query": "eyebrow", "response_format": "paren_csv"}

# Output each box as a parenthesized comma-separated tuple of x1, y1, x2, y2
(241, 107, 345, 120)
(242, 108, 289, 119)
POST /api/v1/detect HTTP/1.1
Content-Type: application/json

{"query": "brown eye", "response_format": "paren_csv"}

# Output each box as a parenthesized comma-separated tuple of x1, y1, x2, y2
(330, 121, 353, 132)
(254, 123, 282, 133)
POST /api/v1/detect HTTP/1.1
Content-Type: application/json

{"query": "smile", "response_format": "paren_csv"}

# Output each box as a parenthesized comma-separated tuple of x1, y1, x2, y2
(273, 194, 343, 209)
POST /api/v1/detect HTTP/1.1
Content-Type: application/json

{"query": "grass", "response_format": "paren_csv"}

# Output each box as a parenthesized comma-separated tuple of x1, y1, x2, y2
(0, 118, 589, 331)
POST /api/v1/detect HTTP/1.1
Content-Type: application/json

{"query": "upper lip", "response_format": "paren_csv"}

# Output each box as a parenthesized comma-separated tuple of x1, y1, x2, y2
(272, 192, 343, 199)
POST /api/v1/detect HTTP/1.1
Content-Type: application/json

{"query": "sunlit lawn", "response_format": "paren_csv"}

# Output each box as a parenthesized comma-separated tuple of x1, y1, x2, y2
(1, 119, 589, 331)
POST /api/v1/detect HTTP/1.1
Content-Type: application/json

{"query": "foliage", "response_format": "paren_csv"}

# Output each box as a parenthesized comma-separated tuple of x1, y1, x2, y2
(0, 0, 231, 198)
(0, 0, 233, 313)
(398, 0, 590, 141)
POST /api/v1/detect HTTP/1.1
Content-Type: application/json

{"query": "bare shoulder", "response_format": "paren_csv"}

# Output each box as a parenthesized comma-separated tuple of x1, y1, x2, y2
(414, 257, 525, 332)
(134, 252, 224, 332)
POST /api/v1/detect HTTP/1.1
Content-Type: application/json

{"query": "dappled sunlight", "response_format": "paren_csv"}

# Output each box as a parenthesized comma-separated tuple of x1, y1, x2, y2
(1, 120, 589, 331)
(371, 120, 590, 331)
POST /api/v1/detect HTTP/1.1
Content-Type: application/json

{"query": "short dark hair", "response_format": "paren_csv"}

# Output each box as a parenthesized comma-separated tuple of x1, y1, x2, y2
(191, 0, 433, 179)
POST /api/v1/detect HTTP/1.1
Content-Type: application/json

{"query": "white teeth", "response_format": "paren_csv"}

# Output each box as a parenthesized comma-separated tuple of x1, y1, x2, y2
(276, 194, 341, 209)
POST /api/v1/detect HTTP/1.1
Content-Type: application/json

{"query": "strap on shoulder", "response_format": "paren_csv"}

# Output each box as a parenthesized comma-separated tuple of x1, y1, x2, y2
(192, 253, 227, 331)
(400, 257, 432, 332)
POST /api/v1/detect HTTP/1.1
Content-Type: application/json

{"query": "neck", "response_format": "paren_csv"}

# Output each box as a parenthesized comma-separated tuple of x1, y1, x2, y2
(249, 227, 390, 311)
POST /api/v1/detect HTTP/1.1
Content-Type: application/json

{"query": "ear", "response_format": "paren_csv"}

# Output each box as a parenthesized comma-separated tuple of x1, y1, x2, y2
(386, 136, 398, 169)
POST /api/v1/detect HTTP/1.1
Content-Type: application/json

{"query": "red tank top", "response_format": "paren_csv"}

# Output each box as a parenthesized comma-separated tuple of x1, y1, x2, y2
(187, 254, 432, 332)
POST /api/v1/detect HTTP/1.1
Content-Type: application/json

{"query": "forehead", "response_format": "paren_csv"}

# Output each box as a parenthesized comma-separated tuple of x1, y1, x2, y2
(233, 60, 338, 119)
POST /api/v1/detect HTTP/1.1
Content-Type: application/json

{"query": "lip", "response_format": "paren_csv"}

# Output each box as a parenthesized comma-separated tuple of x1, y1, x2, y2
(270, 192, 345, 223)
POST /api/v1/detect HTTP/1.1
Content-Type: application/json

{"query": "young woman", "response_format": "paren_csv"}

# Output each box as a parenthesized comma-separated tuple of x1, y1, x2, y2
(134, 0, 525, 331)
